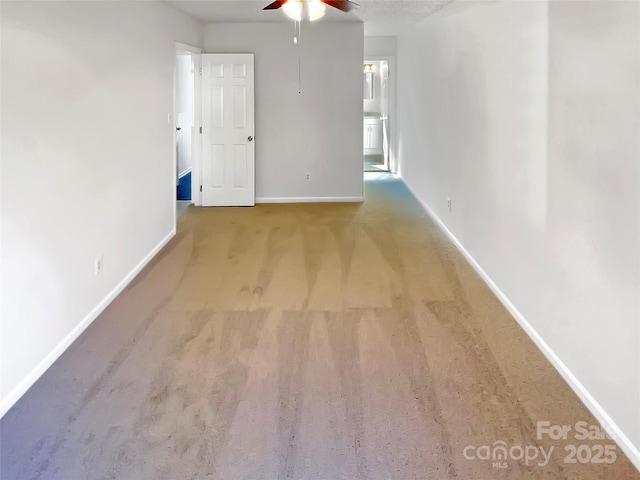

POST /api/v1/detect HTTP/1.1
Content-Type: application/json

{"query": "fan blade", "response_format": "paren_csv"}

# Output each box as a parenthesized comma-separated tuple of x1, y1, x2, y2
(323, 0, 360, 13)
(263, 0, 287, 10)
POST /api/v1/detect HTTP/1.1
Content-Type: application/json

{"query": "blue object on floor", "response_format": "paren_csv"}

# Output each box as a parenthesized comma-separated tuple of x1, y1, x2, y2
(177, 172, 191, 200)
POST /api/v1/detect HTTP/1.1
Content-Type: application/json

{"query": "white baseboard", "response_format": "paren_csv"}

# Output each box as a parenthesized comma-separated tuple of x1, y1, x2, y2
(0, 229, 176, 419)
(256, 196, 364, 204)
(401, 178, 640, 473)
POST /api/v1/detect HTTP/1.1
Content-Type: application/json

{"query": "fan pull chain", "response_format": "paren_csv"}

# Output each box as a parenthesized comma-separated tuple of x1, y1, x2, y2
(297, 20, 302, 94)
(292, 20, 301, 93)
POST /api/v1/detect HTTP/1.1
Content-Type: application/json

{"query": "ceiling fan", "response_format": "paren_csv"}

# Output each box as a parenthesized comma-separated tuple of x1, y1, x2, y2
(263, 0, 360, 22)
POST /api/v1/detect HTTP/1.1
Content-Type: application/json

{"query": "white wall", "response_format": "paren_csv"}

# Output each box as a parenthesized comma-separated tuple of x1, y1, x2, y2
(204, 22, 364, 202)
(364, 35, 397, 57)
(0, 1, 202, 415)
(397, 0, 639, 463)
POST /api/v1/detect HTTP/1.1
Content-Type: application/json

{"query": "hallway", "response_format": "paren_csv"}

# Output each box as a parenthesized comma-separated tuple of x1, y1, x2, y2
(2, 175, 637, 479)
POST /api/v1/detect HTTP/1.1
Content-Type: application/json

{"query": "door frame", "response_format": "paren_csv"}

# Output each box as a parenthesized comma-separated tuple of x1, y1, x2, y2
(363, 56, 397, 174)
(173, 42, 202, 226)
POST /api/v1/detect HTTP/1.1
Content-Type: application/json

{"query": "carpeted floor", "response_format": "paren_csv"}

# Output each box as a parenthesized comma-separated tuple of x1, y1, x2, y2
(2, 174, 638, 479)
(364, 154, 387, 172)
(177, 171, 192, 201)
(176, 200, 191, 217)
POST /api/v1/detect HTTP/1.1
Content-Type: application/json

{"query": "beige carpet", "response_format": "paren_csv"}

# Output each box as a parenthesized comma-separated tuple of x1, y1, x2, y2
(2, 174, 638, 479)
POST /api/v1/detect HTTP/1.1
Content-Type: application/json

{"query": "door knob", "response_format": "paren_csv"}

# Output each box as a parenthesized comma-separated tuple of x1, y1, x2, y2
(176, 127, 182, 131)
(248, 136, 254, 142)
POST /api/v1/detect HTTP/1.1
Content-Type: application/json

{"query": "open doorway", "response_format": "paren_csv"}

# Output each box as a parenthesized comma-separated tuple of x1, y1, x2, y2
(363, 57, 396, 174)
(363, 59, 389, 172)
(175, 50, 195, 215)
(174, 43, 201, 220)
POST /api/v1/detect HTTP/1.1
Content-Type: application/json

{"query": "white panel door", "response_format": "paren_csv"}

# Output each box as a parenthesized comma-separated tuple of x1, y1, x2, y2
(201, 54, 255, 206)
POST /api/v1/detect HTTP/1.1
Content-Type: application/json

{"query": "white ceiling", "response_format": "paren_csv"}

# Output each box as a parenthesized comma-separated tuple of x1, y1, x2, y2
(164, 0, 455, 35)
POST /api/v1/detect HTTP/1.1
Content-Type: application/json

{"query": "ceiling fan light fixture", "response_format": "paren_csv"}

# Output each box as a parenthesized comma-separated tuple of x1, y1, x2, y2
(283, 0, 303, 21)
(307, 0, 326, 21)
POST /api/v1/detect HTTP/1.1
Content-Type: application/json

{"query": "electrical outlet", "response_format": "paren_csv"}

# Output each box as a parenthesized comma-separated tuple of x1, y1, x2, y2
(306, 172, 311, 181)
(447, 197, 452, 212)
(95, 255, 104, 275)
